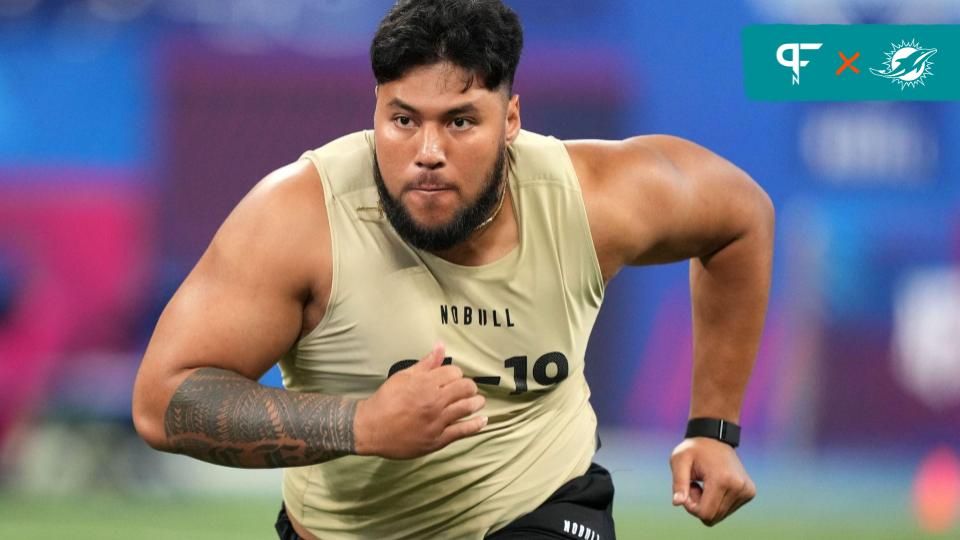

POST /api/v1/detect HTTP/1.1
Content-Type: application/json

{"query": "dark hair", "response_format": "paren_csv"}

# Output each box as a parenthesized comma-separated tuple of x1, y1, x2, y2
(371, 0, 523, 93)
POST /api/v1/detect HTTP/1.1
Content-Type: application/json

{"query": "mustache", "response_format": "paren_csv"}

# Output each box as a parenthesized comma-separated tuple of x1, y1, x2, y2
(405, 173, 457, 191)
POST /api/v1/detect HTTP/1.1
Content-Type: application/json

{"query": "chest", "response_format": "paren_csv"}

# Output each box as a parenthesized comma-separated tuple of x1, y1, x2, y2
(298, 232, 590, 400)
(362, 257, 577, 386)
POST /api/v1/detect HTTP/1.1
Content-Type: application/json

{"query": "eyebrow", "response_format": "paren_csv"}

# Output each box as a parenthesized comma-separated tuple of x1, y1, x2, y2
(387, 98, 480, 117)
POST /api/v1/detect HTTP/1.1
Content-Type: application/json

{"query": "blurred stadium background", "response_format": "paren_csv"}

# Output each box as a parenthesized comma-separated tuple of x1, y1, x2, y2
(1, 0, 959, 537)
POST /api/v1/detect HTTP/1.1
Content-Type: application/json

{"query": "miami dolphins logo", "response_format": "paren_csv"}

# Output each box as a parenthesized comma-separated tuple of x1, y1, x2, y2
(870, 39, 937, 89)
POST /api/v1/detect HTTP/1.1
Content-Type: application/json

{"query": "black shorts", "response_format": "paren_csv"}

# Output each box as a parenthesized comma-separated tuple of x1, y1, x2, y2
(275, 463, 616, 539)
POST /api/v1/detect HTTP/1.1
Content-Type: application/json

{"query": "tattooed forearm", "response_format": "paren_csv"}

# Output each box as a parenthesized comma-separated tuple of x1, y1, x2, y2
(163, 368, 357, 468)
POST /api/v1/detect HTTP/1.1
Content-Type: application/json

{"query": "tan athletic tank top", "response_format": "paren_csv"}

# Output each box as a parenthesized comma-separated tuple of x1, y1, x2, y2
(280, 129, 605, 539)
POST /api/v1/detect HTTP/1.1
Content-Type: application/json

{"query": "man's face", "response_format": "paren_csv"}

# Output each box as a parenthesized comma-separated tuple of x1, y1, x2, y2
(373, 62, 520, 251)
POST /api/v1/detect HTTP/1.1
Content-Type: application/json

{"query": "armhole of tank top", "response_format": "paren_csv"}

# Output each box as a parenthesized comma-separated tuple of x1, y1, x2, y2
(556, 141, 606, 298)
(296, 151, 341, 344)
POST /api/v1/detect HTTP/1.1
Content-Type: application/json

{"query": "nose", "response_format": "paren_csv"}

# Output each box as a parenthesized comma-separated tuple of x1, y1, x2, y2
(415, 124, 446, 170)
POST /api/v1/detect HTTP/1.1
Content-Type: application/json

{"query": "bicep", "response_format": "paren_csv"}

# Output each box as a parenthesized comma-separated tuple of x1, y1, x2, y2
(146, 238, 305, 383)
(131, 236, 305, 446)
(133, 163, 327, 429)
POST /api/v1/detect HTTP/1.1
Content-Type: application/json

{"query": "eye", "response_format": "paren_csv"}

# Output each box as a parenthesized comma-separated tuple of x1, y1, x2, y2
(394, 116, 414, 128)
(450, 117, 474, 130)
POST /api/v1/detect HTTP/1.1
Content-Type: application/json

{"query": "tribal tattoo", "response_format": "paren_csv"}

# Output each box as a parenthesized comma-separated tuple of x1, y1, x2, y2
(163, 368, 357, 468)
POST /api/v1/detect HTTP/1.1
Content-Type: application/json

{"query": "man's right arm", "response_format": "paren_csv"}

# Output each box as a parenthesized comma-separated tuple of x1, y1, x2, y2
(159, 367, 357, 468)
(132, 161, 486, 468)
(132, 160, 349, 468)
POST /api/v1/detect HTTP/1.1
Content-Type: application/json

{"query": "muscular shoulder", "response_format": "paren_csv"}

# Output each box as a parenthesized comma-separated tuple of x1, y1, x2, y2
(563, 136, 683, 281)
(206, 158, 330, 299)
(565, 134, 739, 191)
(564, 135, 767, 279)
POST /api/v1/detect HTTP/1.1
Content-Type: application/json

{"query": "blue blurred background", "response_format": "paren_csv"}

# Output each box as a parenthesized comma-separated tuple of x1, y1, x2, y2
(1, 0, 959, 538)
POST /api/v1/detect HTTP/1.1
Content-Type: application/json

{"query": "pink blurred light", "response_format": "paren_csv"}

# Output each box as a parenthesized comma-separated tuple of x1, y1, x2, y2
(913, 445, 960, 534)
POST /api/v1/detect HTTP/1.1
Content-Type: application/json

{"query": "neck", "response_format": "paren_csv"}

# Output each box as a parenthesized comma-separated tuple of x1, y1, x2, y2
(470, 174, 508, 235)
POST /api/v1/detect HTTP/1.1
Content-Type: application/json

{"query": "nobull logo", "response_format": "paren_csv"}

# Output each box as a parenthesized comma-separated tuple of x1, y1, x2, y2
(777, 42, 823, 85)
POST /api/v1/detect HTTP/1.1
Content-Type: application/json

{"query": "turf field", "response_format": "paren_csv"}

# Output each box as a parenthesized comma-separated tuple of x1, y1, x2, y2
(0, 493, 947, 539)
(2, 429, 953, 539)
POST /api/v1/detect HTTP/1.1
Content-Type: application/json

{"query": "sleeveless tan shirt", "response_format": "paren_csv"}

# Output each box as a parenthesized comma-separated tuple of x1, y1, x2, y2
(280, 129, 605, 539)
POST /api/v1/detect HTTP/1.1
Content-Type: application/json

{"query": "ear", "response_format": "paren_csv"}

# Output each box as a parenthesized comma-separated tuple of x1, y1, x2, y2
(505, 93, 521, 144)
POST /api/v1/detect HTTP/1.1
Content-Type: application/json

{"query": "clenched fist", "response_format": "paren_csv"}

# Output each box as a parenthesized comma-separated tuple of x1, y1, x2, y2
(669, 437, 756, 526)
(354, 343, 487, 459)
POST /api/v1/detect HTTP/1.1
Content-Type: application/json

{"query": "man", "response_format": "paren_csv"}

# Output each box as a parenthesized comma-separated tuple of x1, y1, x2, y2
(132, 1, 772, 538)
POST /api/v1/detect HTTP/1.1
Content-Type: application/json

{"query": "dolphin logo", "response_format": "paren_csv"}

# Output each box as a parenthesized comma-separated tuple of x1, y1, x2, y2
(871, 40, 937, 89)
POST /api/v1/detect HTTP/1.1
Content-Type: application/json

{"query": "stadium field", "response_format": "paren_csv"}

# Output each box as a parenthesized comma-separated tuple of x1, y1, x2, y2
(0, 493, 944, 539)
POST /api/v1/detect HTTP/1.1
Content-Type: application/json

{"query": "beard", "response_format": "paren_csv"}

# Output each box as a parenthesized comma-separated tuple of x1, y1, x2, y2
(373, 143, 508, 252)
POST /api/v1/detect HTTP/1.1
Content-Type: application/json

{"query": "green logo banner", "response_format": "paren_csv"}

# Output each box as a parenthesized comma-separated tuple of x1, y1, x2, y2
(743, 25, 960, 101)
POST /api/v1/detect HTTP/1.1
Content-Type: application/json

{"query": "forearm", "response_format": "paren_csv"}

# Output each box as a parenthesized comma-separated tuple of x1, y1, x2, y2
(688, 209, 773, 423)
(161, 367, 357, 468)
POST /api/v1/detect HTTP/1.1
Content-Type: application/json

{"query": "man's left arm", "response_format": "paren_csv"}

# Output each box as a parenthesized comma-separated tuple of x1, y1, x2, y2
(569, 134, 774, 526)
(671, 143, 771, 525)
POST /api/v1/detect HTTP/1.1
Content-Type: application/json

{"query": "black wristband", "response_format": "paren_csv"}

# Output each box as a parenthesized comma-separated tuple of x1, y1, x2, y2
(685, 417, 741, 448)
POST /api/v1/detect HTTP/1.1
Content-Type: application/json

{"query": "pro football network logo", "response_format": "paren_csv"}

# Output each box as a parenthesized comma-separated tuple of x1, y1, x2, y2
(776, 42, 823, 85)
(870, 39, 938, 89)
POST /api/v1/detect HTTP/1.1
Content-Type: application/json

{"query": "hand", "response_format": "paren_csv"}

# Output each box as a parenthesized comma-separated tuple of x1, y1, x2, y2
(354, 343, 487, 459)
(669, 437, 756, 526)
